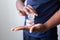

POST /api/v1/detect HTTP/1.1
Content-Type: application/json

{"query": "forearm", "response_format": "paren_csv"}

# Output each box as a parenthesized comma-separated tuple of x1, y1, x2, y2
(44, 9, 60, 29)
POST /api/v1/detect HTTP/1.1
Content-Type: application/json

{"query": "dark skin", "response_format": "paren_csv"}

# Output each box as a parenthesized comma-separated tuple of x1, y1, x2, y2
(11, 0, 60, 33)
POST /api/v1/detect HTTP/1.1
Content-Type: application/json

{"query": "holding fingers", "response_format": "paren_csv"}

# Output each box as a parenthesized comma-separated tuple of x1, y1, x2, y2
(23, 5, 38, 16)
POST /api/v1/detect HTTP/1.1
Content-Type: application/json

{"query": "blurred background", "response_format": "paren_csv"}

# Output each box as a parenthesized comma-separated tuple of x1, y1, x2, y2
(0, 0, 60, 40)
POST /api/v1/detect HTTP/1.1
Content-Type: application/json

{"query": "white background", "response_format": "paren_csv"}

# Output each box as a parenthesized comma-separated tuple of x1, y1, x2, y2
(0, 0, 60, 40)
(0, 0, 24, 40)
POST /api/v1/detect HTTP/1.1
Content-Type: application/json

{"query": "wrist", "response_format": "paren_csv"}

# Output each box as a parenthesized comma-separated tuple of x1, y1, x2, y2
(43, 23, 50, 31)
(38, 23, 49, 32)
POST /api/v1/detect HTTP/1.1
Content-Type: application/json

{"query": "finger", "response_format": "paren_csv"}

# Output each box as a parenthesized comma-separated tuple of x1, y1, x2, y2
(14, 27, 24, 31)
(27, 5, 34, 11)
(30, 26, 35, 33)
(26, 5, 38, 16)
(23, 7, 30, 15)
(19, 10, 26, 16)
(11, 27, 15, 31)
(26, 6, 33, 13)
(11, 26, 19, 31)
(26, 7, 38, 16)
(11, 26, 30, 31)
(15, 26, 30, 31)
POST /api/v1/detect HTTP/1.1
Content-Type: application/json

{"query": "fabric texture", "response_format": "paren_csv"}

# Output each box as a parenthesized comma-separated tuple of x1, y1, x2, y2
(24, 0, 60, 39)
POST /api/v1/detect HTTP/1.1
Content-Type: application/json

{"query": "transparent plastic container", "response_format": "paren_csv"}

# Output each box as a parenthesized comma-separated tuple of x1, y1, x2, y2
(26, 13, 35, 26)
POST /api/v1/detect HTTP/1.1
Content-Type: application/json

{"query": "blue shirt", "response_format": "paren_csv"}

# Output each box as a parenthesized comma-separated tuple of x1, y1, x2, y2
(24, 0, 60, 38)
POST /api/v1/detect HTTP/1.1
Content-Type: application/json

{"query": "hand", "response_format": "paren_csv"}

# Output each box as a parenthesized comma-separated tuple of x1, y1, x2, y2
(23, 5, 38, 16)
(29, 24, 48, 33)
(16, 0, 26, 16)
(11, 26, 30, 31)
(11, 24, 48, 33)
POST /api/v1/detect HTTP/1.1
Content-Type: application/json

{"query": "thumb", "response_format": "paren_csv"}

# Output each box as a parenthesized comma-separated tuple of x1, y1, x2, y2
(30, 26, 35, 33)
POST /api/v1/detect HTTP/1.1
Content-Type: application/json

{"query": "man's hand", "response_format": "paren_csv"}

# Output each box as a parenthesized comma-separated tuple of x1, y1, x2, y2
(16, 0, 38, 16)
(23, 5, 38, 16)
(11, 26, 30, 31)
(16, 0, 26, 16)
(11, 24, 48, 33)
(29, 24, 48, 33)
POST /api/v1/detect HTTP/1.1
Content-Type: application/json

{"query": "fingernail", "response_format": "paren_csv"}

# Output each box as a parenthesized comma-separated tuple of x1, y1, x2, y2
(30, 31, 32, 33)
